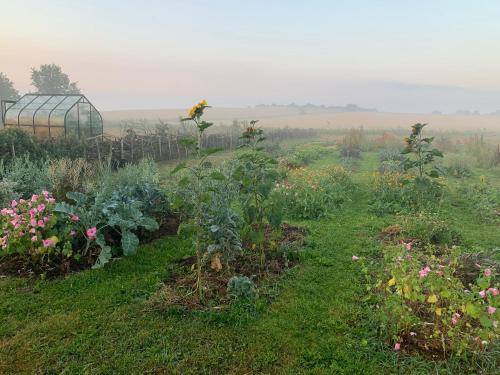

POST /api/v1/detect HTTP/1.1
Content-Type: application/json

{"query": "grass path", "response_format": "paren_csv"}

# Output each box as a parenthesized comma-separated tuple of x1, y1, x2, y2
(1, 153, 497, 374)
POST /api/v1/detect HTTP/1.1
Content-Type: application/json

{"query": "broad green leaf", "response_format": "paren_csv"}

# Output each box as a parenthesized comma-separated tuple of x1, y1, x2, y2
(121, 231, 139, 256)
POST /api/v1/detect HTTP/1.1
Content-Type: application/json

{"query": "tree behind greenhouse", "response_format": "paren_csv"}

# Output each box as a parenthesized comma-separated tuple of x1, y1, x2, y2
(31, 64, 80, 94)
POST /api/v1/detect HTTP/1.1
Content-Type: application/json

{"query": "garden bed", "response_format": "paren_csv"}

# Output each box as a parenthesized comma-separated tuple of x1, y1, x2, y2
(0, 213, 181, 278)
(149, 223, 306, 310)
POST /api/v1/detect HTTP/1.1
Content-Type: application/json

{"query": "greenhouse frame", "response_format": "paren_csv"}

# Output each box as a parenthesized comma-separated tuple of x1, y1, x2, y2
(1, 94, 103, 138)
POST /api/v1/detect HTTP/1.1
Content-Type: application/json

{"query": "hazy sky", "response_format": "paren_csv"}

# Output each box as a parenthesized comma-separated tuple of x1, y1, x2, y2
(1, 0, 500, 113)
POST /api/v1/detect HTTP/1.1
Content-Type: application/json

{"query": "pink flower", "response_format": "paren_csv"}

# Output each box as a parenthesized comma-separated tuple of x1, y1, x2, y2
(18, 231, 24, 237)
(43, 216, 49, 224)
(29, 208, 37, 217)
(86, 227, 97, 240)
(19, 199, 26, 204)
(11, 200, 17, 208)
(47, 198, 55, 204)
(1, 208, 8, 216)
(31, 194, 38, 202)
(487, 306, 496, 315)
(10, 219, 18, 227)
(484, 268, 492, 277)
(487, 288, 499, 296)
(42, 191, 49, 199)
(37, 203, 45, 212)
(403, 241, 412, 250)
(30, 218, 37, 227)
(419, 266, 431, 278)
(37, 220, 45, 228)
(451, 318, 458, 325)
(31, 236, 37, 242)
(42, 238, 54, 247)
(479, 290, 486, 299)
(70, 215, 80, 222)
(352, 255, 359, 261)
(394, 342, 401, 351)
(29, 228, 36, 234)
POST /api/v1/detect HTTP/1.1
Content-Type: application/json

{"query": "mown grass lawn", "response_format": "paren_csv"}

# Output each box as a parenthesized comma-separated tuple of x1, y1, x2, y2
(1, 152, 498, 374)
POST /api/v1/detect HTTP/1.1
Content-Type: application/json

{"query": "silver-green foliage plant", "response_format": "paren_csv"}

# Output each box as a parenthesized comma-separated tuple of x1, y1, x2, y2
(227, 275, 258, 301)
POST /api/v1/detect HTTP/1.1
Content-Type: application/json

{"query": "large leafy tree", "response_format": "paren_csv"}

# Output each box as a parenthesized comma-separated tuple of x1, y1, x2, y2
(31, 64, 80, 94)
(0, 72, 20, 101)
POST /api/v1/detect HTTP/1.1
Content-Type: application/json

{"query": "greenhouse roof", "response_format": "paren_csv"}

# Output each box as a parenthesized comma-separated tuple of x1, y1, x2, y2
(1, 94, 103, 138)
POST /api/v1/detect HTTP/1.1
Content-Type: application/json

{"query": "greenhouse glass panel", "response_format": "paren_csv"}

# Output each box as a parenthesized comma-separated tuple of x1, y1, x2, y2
(1, 94, 103, 138)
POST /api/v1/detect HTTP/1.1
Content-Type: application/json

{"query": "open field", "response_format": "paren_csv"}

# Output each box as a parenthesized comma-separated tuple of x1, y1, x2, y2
(102, 107, 500, 133)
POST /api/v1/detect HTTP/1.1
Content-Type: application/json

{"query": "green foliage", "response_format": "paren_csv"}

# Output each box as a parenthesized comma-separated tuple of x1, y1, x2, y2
(370, 171, 445, 215)
(444, 154, 473, 178)
(55, 189, 159, 268)
(457, 176, 499, 220)
(31, 64, 80, 94)
(379, 147, 405, 162)
(401, 123, 443, 180)
(373, 243, 499, 356)
(0, 72, 20, 102)
(227, 275, 258, 301)
(0, 156, 50, 199)
(399, 212, 462, 247)
(279, 144, 330, 168)
(277, 165, 353, 219)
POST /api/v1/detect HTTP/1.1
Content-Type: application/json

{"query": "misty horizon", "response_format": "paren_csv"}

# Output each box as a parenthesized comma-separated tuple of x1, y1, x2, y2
(2, 1, 500, 114)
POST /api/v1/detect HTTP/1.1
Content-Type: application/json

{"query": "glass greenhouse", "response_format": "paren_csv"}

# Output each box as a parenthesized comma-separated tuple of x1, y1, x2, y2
(1, 94, 103, 138)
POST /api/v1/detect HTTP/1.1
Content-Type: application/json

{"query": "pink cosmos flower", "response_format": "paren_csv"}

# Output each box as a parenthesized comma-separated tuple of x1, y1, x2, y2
(394, 342, 401, 351)
(403, 241, 412, 250)
(47, 198, 55, 204)
(451, 317, 458, 325)
(488, 306, 496, 315)
(19, 199, 26, 204)
(11, 200, 17, 208)
(42, 238, 54, 247)
(37, 203, 45, 212)
(31, 194, 38, 202)
(43, 216, 49, 224)
(1, 208, 8, 216)
(352, 255, 359, 261)
(37, 220, 45, 228)
(30, 218, 37, 227)
(31, 235, 37, 242)
(86, 227, 97, 240)
(42, 191, 49, 199)
(70, 215, 80, 222)
(487, 288, 499, 296)
(484, 268, 492, 277)
(29, 228, 36, 234)
(479, 290, 486, 299)
(10, 219, 18, 227)
(18, 231, 24, 238)
(29, 208, 37, 217)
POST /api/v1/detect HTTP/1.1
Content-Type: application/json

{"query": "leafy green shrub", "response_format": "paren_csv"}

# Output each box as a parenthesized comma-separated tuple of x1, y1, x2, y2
(279, 144, 330, 168)
(227, 275, 258, 300)
(378, 160, 403, 173)
(457, 176, 499, 220)
(379, 148, 405, 162)
(277, 165, 353, 219)
(0, 156, 50, 198)
(370, 171, 445, 215)
(373, 244, 499, 356)
(47, 158, 96, 201)
(444, 154, 473, 178)
(55, 190, 159, 268)
(400, 213, 462, 247)
(0, 179, 17, 208)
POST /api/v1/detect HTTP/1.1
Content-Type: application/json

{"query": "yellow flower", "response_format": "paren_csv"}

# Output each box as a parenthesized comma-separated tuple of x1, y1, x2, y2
(435, 308, 442, 316)
(388, 277, 396, 287)
(427, 294, 438, 304)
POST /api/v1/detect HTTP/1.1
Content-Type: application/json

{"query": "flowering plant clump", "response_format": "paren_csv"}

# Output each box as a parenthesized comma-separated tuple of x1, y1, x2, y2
(375, 243, 499, 356)
(0, 192, 76, 265)
(276, 165, 353, 220)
